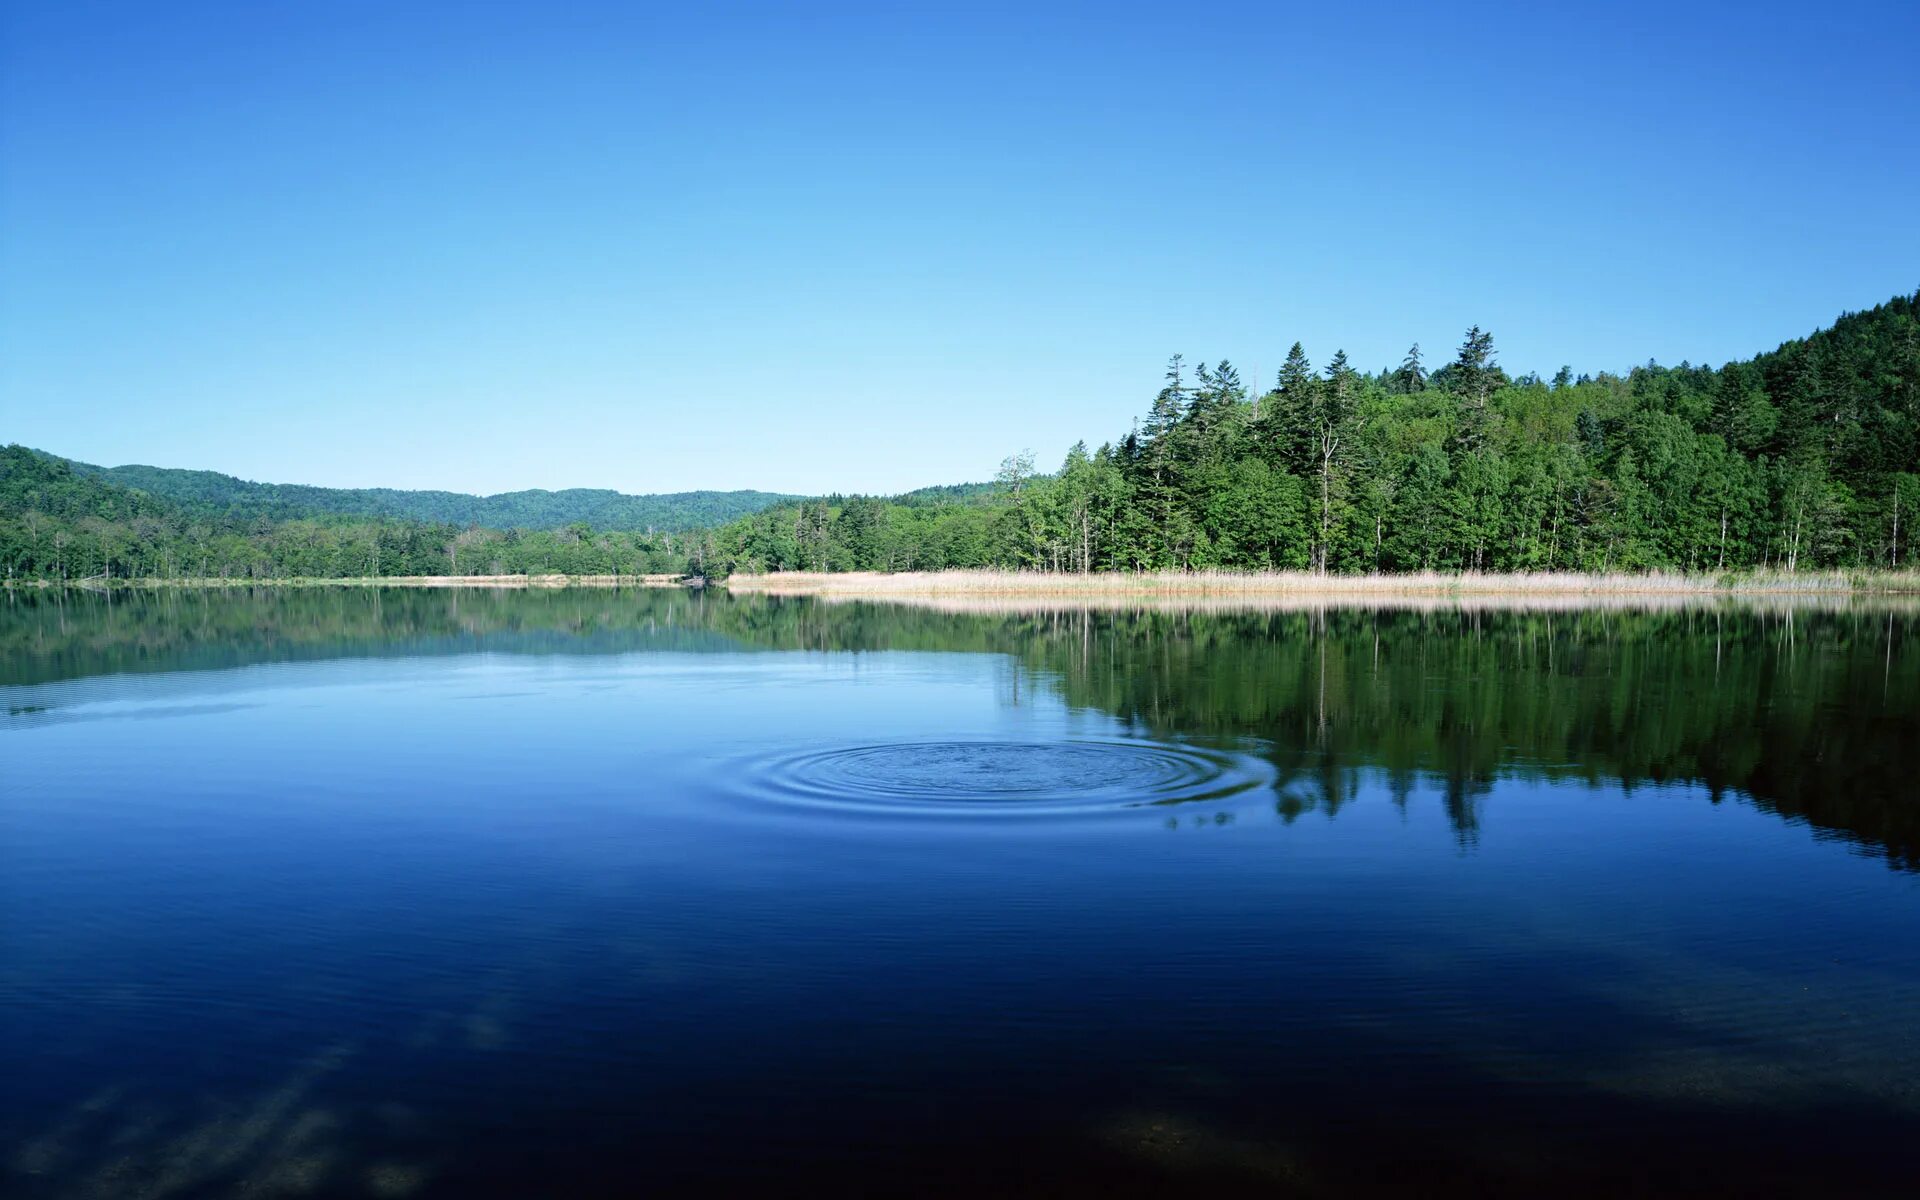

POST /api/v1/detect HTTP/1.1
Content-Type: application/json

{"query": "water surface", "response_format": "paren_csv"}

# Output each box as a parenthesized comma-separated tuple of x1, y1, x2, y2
(4, 587, 1918, 1197)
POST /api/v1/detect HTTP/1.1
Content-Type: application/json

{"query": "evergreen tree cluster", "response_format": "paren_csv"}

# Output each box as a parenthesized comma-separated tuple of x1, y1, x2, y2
(715, 294, 1920, 575)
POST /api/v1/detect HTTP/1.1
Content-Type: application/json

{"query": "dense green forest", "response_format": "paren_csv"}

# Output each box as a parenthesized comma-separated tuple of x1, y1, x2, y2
(714, 293, 1920, 575)
(7, 587, 1914, 870)
(70, 458, 796, 531)
(0, 446, 707, 580)
(5, 292, 1917, 582)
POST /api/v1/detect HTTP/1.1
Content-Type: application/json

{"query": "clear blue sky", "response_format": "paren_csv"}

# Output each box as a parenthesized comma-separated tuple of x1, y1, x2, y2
(3, 1, 1916, 496)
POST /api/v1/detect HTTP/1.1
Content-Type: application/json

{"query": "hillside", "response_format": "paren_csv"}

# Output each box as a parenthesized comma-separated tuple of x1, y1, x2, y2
(0, 443, 1000, 582)
(712, 292, 1920, 574)
(67, 459, 798, 532)
(0, 445, 175, 525)
(0, 446, 703, 580)
(7, 291, 1919, 583)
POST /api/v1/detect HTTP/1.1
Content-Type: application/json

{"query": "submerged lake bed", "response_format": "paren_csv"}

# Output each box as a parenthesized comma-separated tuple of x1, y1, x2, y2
(4, 587, 1918, 1197)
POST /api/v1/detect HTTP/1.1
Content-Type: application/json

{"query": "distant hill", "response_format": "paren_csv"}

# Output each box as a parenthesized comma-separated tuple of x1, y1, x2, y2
(2, 446, 178, 524)
(63, 459, 800, 532)
(0, 443, 995, 580)
(893, 480, 1005, 505)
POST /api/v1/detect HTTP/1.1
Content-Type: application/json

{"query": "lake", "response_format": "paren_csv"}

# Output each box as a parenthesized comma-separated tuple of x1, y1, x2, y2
(4, 586, 1918, 1197)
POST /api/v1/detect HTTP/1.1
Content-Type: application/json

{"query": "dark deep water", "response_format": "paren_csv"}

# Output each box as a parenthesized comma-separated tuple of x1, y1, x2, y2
(4, 586, 1918, 1198)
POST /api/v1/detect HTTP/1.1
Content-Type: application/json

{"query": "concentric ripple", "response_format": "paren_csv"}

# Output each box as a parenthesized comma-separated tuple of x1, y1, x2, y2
(737, 739, 1268, 816)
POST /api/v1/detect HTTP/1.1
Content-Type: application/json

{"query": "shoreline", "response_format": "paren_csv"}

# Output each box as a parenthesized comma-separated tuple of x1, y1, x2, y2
(9, 568, 1920, 600)
(2, 573, 696, 590)
(723, 568, 1920, 598)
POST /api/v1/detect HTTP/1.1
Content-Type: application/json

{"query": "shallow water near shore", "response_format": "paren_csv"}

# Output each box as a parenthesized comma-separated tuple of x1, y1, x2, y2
(4, 587, 1919, 1197)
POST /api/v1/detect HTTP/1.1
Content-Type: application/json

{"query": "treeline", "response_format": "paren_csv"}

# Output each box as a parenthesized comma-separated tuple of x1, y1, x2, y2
(714, 293, 1920, 575)
(0, 447, 706, 581)
(70, 459, 795, 531)
(8, 292, 1919, 582)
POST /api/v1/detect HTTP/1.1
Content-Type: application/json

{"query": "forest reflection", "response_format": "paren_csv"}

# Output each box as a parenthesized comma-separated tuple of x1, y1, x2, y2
(5, 585, 1915, 870)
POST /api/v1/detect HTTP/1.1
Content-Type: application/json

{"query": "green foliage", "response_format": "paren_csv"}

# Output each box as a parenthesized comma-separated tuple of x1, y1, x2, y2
(7, 292, 1919, 581)
(0, 445, 695, 581)
(68, 459, 796, 531)
(703, 293, 1920, 576)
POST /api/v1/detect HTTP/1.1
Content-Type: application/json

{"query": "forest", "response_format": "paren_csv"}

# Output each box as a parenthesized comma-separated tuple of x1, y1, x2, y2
(714, 293, 1920, 575)
(3, 292, 1917, 582)
(0, 446, 706, 581)
(71, 459, 796, 531)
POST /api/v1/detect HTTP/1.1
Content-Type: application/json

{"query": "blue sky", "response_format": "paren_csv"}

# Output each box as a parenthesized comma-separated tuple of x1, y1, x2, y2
(3, 1, 1916, 496)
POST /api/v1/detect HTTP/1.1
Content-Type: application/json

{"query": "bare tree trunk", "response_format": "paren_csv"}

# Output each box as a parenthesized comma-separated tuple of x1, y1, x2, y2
(1319, 451, 1331, 574)
(1893, 483, 1902, 568)
(1788, 499, 1805, 573)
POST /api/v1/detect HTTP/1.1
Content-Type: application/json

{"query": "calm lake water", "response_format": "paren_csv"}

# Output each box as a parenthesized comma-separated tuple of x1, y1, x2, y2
(4, 587, 1919, 1197)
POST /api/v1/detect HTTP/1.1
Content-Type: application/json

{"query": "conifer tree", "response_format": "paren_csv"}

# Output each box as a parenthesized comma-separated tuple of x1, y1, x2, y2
(1262, 342, 1318, 475)
(1395, 344, 1427, 393)
(1450, 325, 1499, 452)
(1310, 351, 1360, 571)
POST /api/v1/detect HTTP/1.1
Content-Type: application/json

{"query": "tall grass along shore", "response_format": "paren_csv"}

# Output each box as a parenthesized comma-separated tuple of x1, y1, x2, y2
(723, 569, 1920, 598)
(13, 569, 1920, 602)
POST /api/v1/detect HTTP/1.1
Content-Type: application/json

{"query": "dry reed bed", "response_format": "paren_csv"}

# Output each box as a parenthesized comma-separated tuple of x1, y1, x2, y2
(724, 569, 1920, 600)
(784, 592, 1920, 616)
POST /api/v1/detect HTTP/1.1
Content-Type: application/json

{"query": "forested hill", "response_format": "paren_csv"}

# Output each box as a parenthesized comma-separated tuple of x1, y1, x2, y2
(0, 446, 714, 580)
(0, 443, 987, 582)
(66, 459, 797, 532)
(6, 291, 1919, 583)
(714, 292, 1920, 574)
